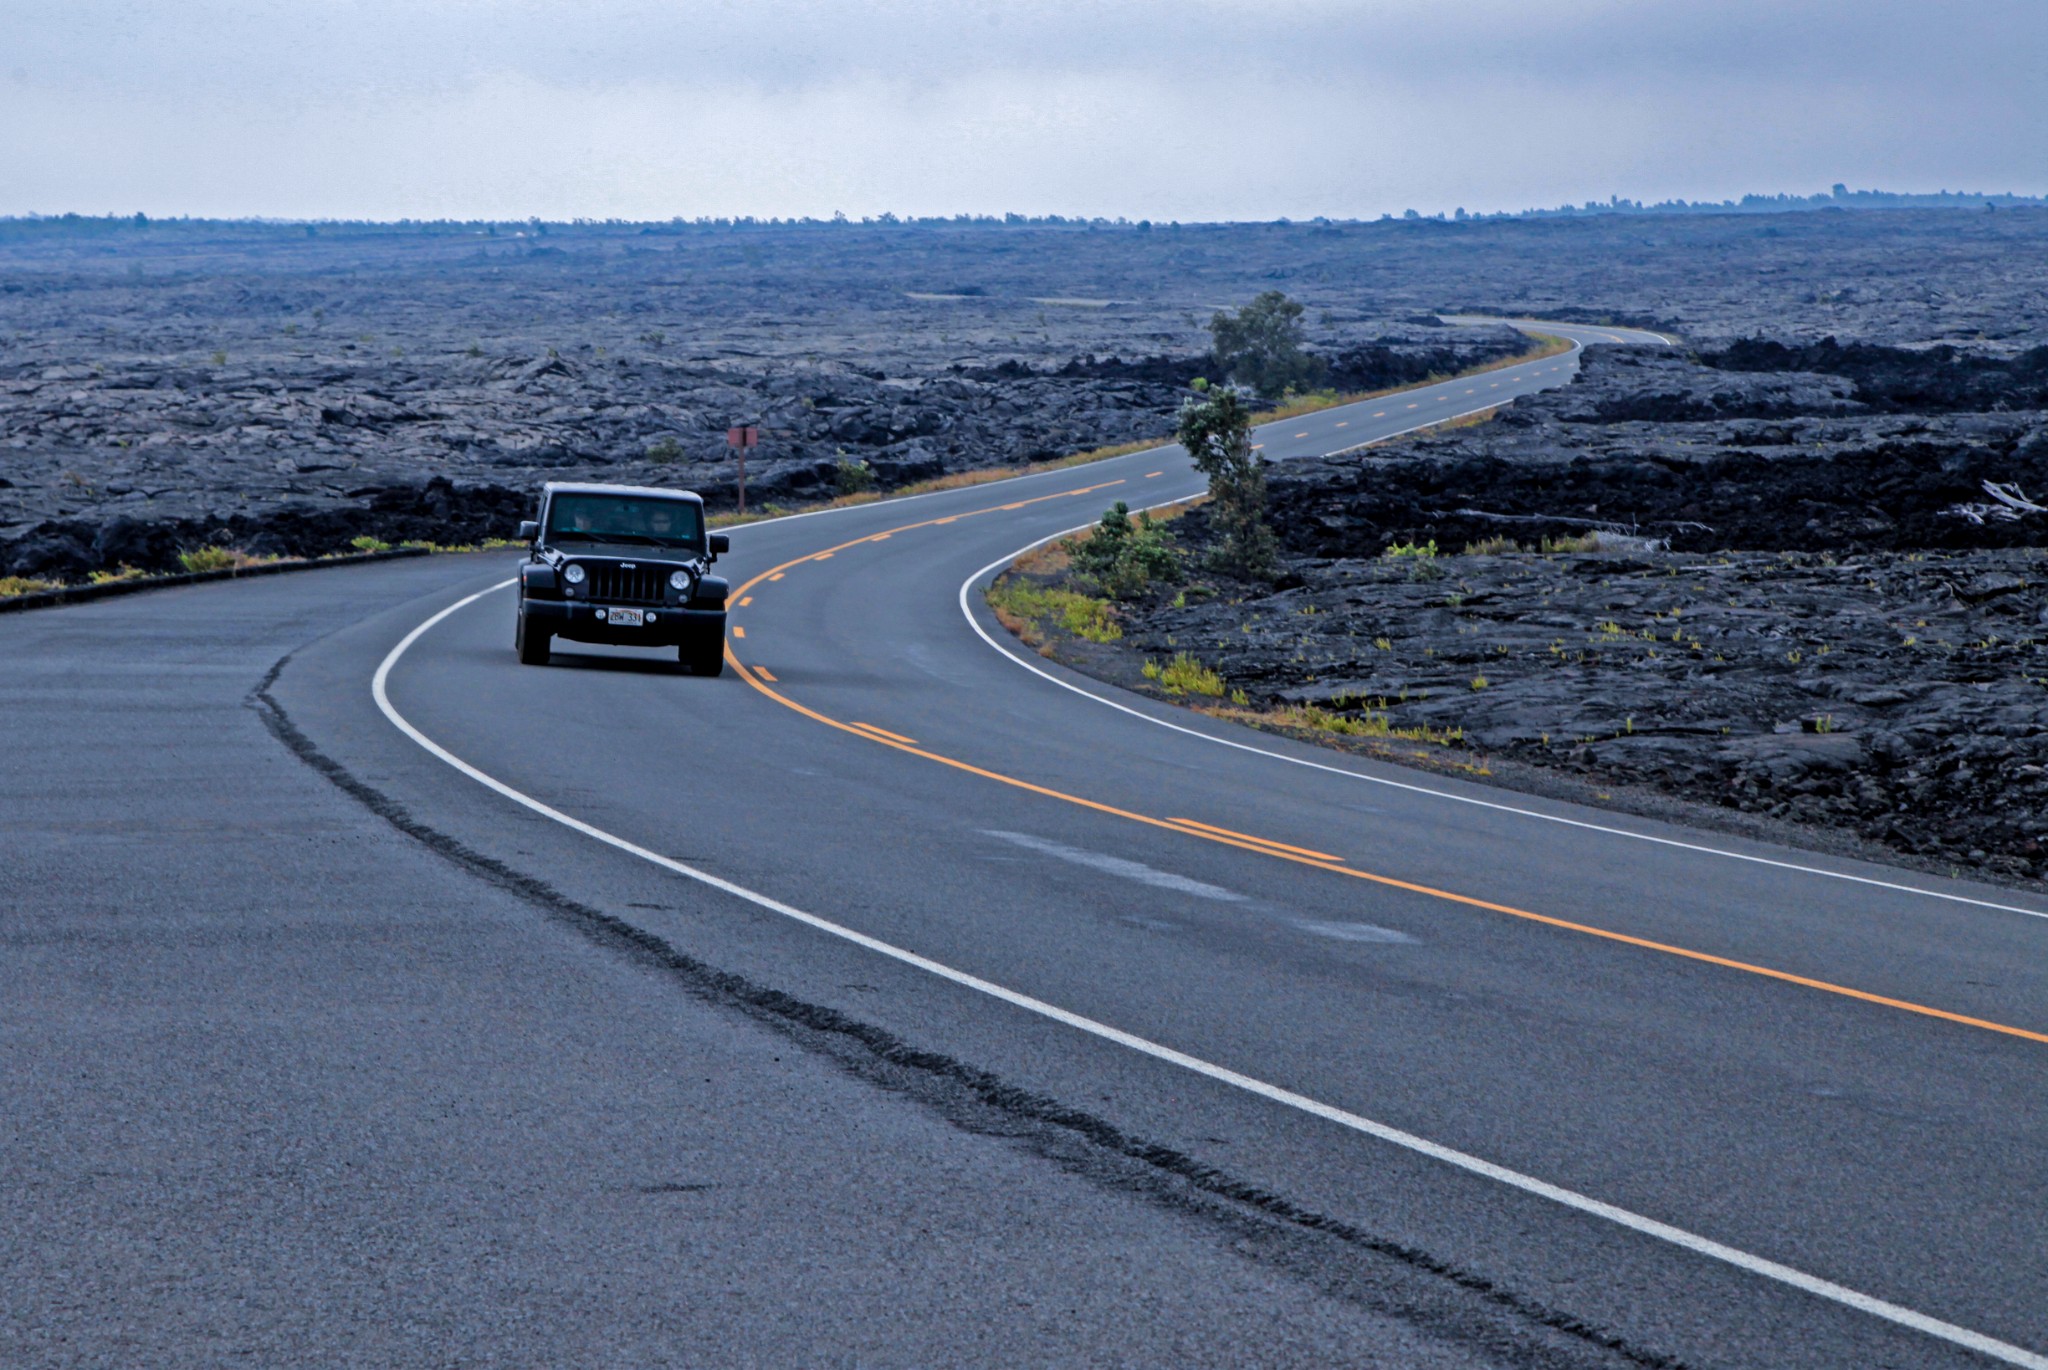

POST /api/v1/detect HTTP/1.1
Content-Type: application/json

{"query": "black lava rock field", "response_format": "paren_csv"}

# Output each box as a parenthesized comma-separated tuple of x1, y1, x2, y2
(1101, 343, 2048, 879)
(9, 207, 2048, 579)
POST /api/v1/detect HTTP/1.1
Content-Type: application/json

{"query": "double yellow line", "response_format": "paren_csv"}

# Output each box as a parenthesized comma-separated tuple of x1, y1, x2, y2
(723, 483, 2048, 1050)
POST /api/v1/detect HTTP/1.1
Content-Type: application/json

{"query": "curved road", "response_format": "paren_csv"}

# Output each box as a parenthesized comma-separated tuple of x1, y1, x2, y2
(10, 322, 2047, 1367)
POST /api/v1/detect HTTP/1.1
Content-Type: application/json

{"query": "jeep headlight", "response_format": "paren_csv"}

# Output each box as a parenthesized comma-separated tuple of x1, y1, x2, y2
(668, 570, 691, 591)
(563, 563, 586, 585)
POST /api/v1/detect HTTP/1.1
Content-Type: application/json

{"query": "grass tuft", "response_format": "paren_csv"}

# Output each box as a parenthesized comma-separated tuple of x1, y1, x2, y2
(1462, 535, 1522, 555)
(1141, 651, 1225, 696)
(987, 577, 1123, 644)
(177, 546, 240, 573)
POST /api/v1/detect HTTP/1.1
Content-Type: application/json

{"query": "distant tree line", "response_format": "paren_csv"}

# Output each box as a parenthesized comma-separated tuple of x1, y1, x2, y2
(7, 185, 2045, 239)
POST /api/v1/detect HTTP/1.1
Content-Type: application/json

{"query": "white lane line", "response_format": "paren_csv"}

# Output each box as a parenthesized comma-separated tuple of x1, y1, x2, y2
(957, 542, 2048, 923)
(370, 582, 2046, 1369)
(983, 829, 1245, 901)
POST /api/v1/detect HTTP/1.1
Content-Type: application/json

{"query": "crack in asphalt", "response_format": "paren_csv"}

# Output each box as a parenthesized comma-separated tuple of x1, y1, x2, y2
(249, 648, 1686, 1370)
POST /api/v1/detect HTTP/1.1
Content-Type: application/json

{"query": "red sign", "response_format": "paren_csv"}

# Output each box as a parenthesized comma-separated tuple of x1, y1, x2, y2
(725, 425, 759, 449)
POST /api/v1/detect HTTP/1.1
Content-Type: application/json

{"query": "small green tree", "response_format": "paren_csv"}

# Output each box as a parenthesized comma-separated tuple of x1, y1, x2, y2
(1175, 382, 1276, 577)
(1208, 291, 1324, 398)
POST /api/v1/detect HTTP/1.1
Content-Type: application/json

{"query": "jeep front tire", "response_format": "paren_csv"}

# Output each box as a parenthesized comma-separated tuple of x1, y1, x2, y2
(516, 608, 551, 665)
(682, 632, 724, 677)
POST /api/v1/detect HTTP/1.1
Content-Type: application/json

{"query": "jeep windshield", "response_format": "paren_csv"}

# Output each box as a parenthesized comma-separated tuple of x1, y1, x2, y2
(546, 494, 703, 549)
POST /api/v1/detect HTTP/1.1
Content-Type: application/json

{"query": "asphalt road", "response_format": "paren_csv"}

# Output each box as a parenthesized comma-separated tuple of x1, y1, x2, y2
(10, 323, 2047, 1367)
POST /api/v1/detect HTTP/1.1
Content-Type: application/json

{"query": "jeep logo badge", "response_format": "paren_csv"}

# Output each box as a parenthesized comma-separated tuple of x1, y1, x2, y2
(621, 563, 637, 569)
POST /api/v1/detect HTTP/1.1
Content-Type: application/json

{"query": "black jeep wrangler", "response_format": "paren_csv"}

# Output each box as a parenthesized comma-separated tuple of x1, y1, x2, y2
(514, 481, 731, 675)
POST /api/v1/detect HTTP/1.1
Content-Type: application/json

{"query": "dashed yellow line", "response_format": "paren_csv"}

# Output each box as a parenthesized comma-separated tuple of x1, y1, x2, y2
(852, 722, 919, 745)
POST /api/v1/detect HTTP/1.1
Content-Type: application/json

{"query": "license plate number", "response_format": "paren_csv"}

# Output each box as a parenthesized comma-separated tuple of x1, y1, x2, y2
(606, 608, 644, 626)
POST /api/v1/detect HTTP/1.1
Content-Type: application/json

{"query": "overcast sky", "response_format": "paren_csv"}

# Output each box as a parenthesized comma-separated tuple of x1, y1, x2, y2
(3, 0, 2043, 221)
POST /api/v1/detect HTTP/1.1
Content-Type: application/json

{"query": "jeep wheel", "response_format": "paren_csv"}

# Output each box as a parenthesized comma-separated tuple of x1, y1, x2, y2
(682, 637, 724, 677)
(516, 611, 552, 665)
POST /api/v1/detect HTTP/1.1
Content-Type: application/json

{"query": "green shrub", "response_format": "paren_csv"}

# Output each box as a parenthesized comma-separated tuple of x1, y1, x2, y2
(1382, 539, 1439, 560)
(349, 535, 392, 553)
(836, 457, 876, 494)
(1065, 501, 1180, 599)
(647, 436, 685, 463)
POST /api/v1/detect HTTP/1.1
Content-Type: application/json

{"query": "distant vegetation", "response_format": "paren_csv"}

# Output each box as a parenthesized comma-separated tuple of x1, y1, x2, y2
(4, 186, 2044, 241)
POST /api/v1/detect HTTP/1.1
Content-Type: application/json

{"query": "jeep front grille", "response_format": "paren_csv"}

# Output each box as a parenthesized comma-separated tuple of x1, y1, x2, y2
(580, 563, 666, 605)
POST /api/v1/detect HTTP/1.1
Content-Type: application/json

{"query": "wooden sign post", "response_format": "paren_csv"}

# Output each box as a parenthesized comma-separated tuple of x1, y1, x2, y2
(725, 424, 759, 514)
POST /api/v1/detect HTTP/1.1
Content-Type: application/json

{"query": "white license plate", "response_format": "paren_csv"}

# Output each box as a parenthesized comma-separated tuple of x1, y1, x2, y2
(606, 608, 644, 626)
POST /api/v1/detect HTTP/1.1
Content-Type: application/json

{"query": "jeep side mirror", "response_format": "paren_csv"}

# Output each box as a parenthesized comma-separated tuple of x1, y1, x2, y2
(518, 520, 540, 542)
(709, 532, 731, 556)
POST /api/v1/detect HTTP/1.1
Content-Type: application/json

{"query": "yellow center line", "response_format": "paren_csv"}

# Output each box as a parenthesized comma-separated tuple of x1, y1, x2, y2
(1166, 817, 1341, 863)
(738, 595, 753, 607)
(852, 722, 919, 745)
(1335, 421, 1349, 428)
(715, 483, 2048, 1049)
(1373, 411, 1387, 417)
(732, 625, 745, 638)
(1294, 431, 1309, 438)
(756, 666, 777, 682)
(730, 478, 1131, 603)
(1145, 470, 1165, 478)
